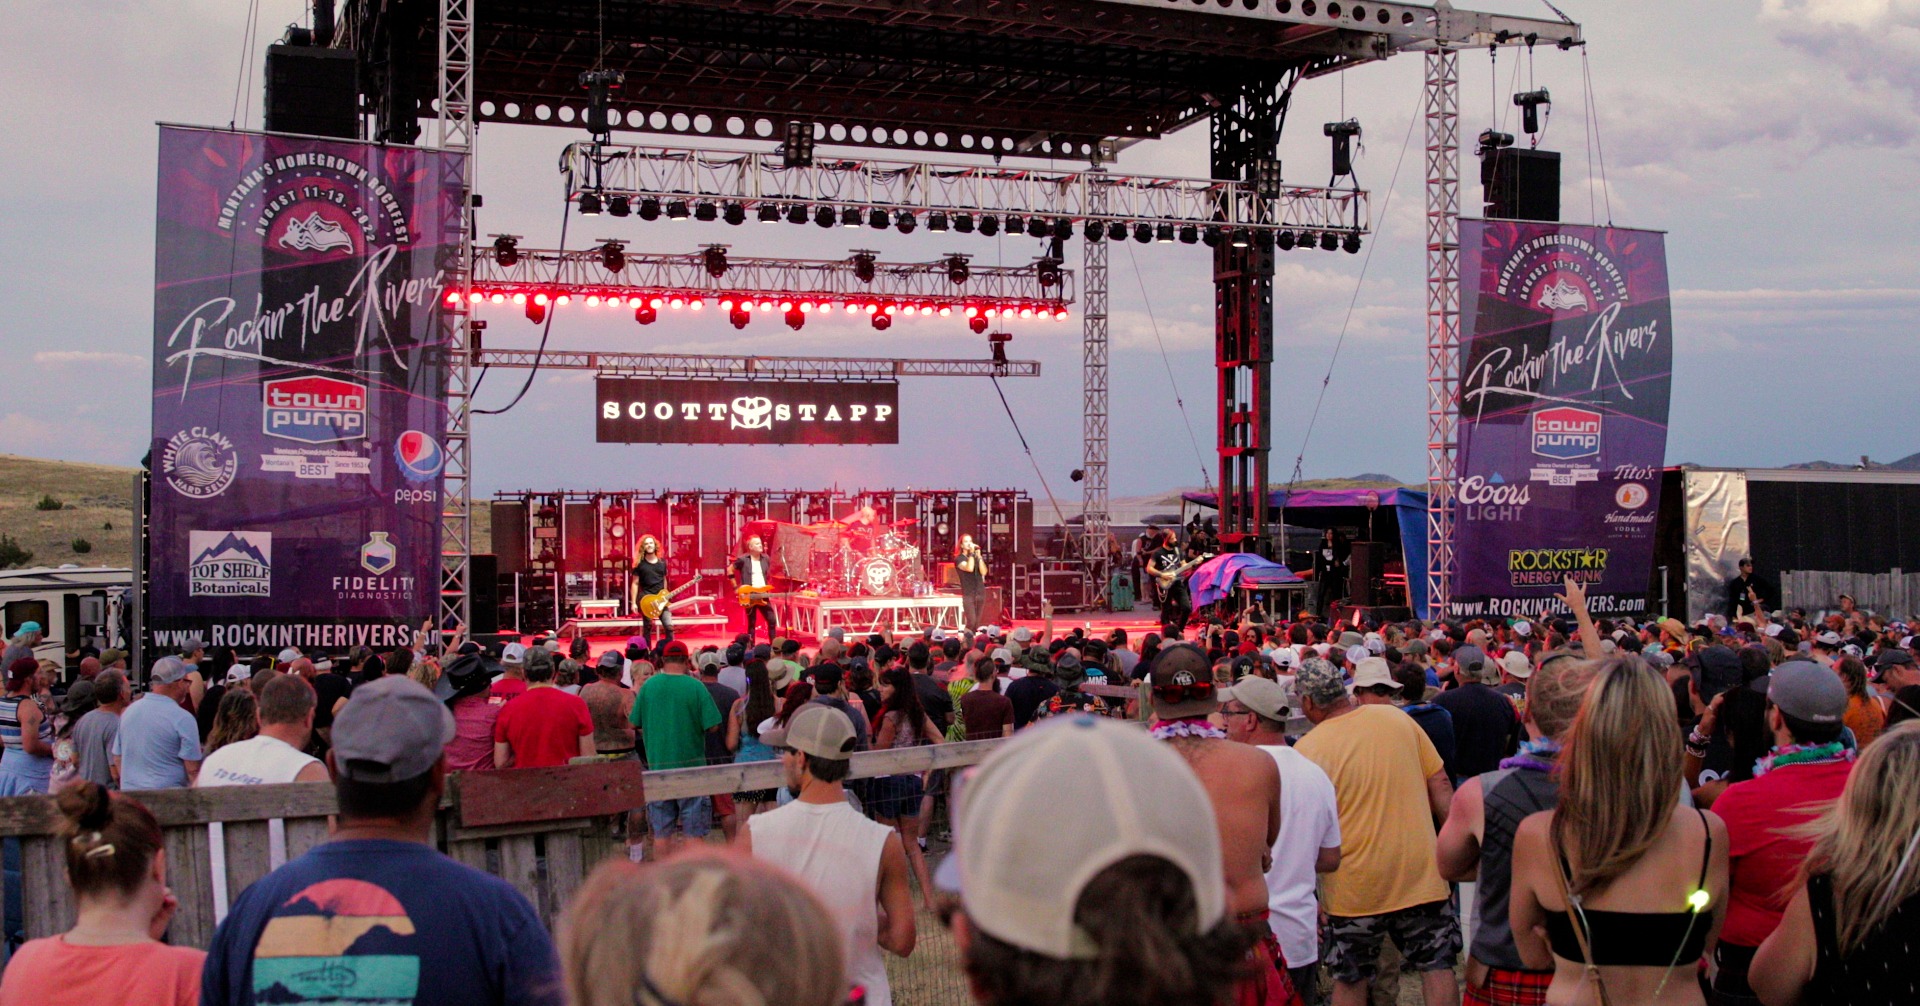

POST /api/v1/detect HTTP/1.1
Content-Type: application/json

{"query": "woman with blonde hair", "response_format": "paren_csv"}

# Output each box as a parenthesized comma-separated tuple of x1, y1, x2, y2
(1750, 721, 1920, 1005)
(559, 848, 845, 1006)
(1510, 655, 1729, 1005)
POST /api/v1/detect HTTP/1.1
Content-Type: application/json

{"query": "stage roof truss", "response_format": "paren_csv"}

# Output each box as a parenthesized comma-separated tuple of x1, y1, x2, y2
(564, 144, 1368, 234)
(473, 350, 1040, 380)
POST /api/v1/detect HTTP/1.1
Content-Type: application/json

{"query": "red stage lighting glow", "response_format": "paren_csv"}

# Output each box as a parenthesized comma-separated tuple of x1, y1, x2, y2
(1054, 308, 1070, 320)
(585, 294, 602, 307)
(983, 307, 997, 318)
(444, 292, 459, 305)
(467, 292, 483, 303)
(649, 297, 665, 309)
(668, 296, 686, 309)
(490, 293, 506, 304)
(689, 298, 705, 311)
(939, 306, 953, 317)
(779, 300, 795, 312)
(514, 293, 530, 305)
(799, 301, 814, 313)
(719, 298, 736, 311)
(864, 303, 878, 314)
(534, 293, 551, 305)
(759, 300, 775, 312)
(964, 305, 979, 317)
(555, 294, 571, 305)
(845, 303, 859, 315)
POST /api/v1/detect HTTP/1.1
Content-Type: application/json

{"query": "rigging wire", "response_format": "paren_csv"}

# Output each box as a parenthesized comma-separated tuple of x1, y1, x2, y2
(1581, 46, 1614, 224)
(989, 376, 1071, 524)
(1121, 241, 1214, 490)
(1283, 93, 1420, 491)
(475, 186, 574, 415)
(228, 0, 264, 129)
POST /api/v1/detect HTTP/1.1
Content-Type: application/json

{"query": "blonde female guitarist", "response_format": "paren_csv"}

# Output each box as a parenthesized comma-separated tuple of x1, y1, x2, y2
(629, 535, 678, 644)
(732, 534, 778, 644)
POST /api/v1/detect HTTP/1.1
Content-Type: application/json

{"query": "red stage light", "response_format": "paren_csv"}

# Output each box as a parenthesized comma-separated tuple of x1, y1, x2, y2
(964, 305, 979, 318)
(845, 303, 860, 315)
(779, 300, 795, 312)
(864, 303, 878, 314)
(1019, 307, 1034, 319)
(938, 306, 952, 317)
(490, 293, 506, 304)
(689, 298, 705, 311)
(585, 294, 602, 307)
(670, 297, 687, 309)
(720, 298, 736, 311)
(649, 297, 664, 309)
(1054, 308, 1070, 321)
(555, 294, 572, 306)
(516, 293, 531, 305)
(444, 291, 459, 305)
(759, 300, 775, 312)
(983, 307, 997, 318)
(468, 291, 484, 303)
(799, 301, 814, 313)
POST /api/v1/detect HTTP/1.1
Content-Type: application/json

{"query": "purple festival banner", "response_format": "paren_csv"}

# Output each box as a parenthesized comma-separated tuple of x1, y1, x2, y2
(1451, 221, 1672, 620)
(147, 126, 464, 655)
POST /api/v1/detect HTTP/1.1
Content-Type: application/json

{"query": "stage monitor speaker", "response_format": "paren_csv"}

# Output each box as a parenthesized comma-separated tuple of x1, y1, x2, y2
(1481, 148, 1561, 222)
(1348, 541, 1385, 607)
(981, 587, 1005, 626)
(562, 503, 597, 574)
(468, 554, 499, 634)
(264, 44, 358, 140)
(492, 502, 528, 574)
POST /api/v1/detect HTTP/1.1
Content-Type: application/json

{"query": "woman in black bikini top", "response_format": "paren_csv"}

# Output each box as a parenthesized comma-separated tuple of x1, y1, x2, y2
(1509, 657, 1731, 1006)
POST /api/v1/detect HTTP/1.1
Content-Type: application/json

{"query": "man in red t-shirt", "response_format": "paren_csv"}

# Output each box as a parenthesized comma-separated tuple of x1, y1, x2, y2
(1705, 660, 1854, 1003)
(959, 656, 1013, 740)
(492, 652, 594, 769)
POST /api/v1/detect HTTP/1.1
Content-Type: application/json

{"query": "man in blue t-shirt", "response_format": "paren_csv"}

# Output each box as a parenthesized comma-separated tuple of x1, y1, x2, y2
(202, 676, 563, 1006)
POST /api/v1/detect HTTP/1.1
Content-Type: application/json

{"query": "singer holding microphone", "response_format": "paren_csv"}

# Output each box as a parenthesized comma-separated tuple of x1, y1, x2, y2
(955, 534, 988, 634)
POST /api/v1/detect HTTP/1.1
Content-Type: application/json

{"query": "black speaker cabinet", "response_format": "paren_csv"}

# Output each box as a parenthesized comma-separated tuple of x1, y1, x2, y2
(491, 502, 528, 574)
(1348, 541, 1384, 607)
(468, 554, 498, 634)
(264, 44, 358, 139)
(1481, 147, 1561, 222)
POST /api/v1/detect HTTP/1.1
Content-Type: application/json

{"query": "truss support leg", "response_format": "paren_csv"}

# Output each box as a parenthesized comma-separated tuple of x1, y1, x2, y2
(438, 0, 476, 639)
(1424, 47, 1461, 620)
(1081, 174, 1112, 607)
(1210, 81, 1288, 552)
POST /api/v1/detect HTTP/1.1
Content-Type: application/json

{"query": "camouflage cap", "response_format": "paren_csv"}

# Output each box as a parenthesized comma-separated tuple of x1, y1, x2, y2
(1294, 657, 1347, 706)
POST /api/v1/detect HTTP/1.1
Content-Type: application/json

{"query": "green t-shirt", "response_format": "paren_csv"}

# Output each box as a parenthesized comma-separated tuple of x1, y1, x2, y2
(629, 671, 722, 770)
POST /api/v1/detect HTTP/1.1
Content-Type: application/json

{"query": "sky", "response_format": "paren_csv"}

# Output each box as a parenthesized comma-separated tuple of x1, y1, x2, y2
(2, 0, 1917, 501)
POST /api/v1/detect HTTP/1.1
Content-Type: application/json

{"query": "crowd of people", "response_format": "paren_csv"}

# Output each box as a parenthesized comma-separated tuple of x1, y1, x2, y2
(1, 583, 1918, 1006)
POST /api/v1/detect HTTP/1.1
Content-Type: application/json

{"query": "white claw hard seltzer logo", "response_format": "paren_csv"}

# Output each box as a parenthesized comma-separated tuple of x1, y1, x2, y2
(161, 427, 239, 499)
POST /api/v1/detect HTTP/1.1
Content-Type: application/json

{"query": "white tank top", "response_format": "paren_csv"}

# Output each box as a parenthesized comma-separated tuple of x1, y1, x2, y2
(749, 798, 894, 1005)
(198, 734, 322, 926)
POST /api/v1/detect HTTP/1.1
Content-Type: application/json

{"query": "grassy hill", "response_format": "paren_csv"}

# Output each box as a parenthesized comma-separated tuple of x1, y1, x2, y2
(0, 454, 492, 569)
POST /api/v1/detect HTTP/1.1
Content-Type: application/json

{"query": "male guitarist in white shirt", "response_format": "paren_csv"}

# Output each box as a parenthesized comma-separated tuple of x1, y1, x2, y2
(629, 535, 676, 644)
(732, 535, 778, 644)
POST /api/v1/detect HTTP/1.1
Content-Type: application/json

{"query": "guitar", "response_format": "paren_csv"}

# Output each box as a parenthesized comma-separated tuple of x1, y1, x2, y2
(1152, 553, 1214, 589)
(637, 579, 698, 620)
(736, 584, 775, 608)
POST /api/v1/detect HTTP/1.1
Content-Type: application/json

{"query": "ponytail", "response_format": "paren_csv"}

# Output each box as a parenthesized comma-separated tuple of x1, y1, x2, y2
(55, 782, 163, 899)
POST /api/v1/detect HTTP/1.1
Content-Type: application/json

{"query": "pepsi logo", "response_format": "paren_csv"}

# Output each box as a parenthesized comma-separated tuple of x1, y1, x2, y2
(395, 430, 445, 481)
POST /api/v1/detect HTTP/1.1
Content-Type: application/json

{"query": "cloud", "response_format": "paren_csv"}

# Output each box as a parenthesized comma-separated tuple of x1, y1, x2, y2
(32, 351, 144, 368)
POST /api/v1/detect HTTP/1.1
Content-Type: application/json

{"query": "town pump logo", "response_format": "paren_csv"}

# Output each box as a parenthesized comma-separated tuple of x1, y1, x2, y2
(1531, 407, 1602, 461)
(189, 531, 272, 596)
(264, 376, 367, 444)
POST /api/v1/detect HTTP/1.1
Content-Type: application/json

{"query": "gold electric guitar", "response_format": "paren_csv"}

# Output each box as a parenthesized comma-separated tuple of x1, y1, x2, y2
(637, 580, 698, 620)
(736, 584, 775, 608)
(1152, 553, 1214, 589)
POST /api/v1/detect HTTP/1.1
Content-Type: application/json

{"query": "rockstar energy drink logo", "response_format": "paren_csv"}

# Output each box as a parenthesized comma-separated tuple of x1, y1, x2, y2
(1508, 547, 1608, 587)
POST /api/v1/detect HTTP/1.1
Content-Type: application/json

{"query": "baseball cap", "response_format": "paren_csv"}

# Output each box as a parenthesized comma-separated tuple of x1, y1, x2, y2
(983, 624, 1003, 639)
(826, 626, 847, 641)
(1011, 626, 1033, 644)
(1501, 650, 1534, 680)
(661, 640, 691, 662)
(990, 647, 1012, 663)
(596, 650, 623, 671)
(1513, 620, 1533, 638)
(1363, 633, 1386, 655)
(1269, 646, 1296, 668)
(1294, 657, 1346, 706)
(1222, 676, 1292, 721)
(944, 715, 1224, 959)
(224, 665, 253, 686)
(1815, 631, 1843, 647)
(99, 648, 126, 667)
(178, 635, 206, 653)
(1148, 644, 1217, 719)
(1350, 657, 1397, 691)
(1453, 644, 1488, 673)
(1338, 631, 1364, 648)
(695, 650, 721, 671)
(500, 642, 527, 666)
(759, 704, 857, 760)
(1769, 660, 1848, 724)
(150, 655, 190, 685)
(332, 676, 457, 782)
(15, 621, 42, 635)
(1344, 645, 1370, 666)
(1875, 648, 1915, 670)
(276, 648, 302, 663)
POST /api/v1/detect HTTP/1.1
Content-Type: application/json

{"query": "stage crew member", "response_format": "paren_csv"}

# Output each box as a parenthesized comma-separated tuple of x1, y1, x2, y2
(1149, 531, 1193, 641)
(1725, 557, 1772, 621)
(734, 535, 778, 644)
(956, 534, 988, 634)
(629, 535, 674, 644)
(1310, 528, 1350, 618)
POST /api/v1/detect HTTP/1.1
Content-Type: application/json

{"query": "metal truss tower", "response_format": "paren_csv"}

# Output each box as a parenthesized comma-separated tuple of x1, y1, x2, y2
(1080, 173, 1111, 602)
(437, 0, 476, 637)
(1424, 46, 1461, 620)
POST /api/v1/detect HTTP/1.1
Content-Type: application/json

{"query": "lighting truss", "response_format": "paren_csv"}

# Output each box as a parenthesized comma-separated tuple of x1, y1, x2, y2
(471, 349, 1040, 380)
(461, 246, 1075, 323)
(562, 144, 1370, 238)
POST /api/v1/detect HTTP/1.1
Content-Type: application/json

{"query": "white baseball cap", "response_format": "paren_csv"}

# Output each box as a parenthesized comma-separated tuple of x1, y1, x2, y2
(501, 642, 527, 665)
(1345, 645, 1371, 666)
(941, 716, 1223, 959)
(1500, 649, 1533, 680)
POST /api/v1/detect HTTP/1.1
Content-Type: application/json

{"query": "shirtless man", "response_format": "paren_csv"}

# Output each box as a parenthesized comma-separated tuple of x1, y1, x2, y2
(1147, 644, 1289, 1006)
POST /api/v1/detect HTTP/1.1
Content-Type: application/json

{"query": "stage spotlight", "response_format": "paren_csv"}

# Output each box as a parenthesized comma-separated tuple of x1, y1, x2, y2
(969, 315, 989, 334)
(1343, 233, 1363, 254)
(1324, 119, 1361, 178)
(1320, 231, 1339, 251)
(1293, 230, 1314, 250)
(1069, 469, 1085, 482)
(928, 211, 949, 231)
(634, 304, 658, 325)
(1054, 218, 1075, 240)
(526, 300, 547, 324)
(782, 120, 815, 168)
(1107, 221, 1127, 242)
(1156, 223, 1175, 243)
(1252, 157, 1285, 200)
(1230, 230, 1251, 249)
(578, 191, 603, 216)
(871, 312, 892, 331)
(954, 213, 975, 233)
(729, 307, 751, 329)
(785, 307, 806, 331)
(1036, 258, 1062, 288)
(946, 255, 970, 285)
(865, 207, 886, 229)
(1027, 217, 1049, 238)
(491, 235, 520, 267)
(1084, 220, 1104, 241)
(723, 203, 747, 225)
(1178, 224, 1199, 244)
(1133, 223, 1153, 244)
(1254, 229, 1274, 251)
(853, 252, 877, 283)
(979, 214, 999, 237)
(608, 195, 632, 218)
(759, 204, 781, 223)
(839, 207, 860, 228)
(1276, 230, 1296, 251)
(704, 245, 730, 278)
(639, 197, 661, 221)
(989, 329, 1010, 365)
(895, 210, 917, 234)
(695, 201, 719, 222)
(815, 205, 835, 228)
(666, 200, 690, 221)
(599, 240, 626, 273)
(1202, 226, 1224, 248)
(788, 204, 809, 225)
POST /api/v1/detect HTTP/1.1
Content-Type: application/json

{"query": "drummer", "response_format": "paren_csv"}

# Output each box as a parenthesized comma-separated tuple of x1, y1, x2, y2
(840, 504, 882, 552)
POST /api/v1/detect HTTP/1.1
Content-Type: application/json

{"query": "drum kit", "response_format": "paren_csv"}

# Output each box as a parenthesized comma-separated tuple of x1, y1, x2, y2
(808, 517, 932, 598)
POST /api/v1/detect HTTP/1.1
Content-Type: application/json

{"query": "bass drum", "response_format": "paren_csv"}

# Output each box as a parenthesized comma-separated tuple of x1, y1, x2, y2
(856, 556, 898, 597)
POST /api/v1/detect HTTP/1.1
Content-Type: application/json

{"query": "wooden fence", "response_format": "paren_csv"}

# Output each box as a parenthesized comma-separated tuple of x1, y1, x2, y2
(0, 738, 1003, 947)
(1782, 568, 1920, 620)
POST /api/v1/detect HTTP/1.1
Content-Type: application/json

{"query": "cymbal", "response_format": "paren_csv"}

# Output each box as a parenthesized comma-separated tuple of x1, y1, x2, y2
(889, 517, 918, 527)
